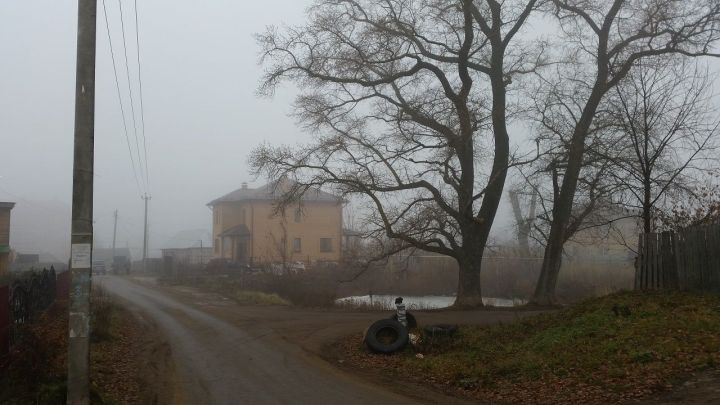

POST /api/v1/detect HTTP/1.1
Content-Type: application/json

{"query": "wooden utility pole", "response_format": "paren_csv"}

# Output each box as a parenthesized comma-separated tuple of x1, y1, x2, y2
(67, 0, 97, 404)
(111, 209, 118, 268)
(142, 194, 150, 271)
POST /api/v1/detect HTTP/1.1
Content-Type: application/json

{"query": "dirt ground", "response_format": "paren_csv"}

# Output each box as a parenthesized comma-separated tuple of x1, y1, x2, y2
(102, 275, 549, 404)
(110, 276, 720, 404)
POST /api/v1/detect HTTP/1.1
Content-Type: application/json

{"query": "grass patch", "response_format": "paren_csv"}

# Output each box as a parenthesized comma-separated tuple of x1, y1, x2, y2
(166, 273, 339, 307)
(339, 290, 720, 404)
(231, 290, 290, 306)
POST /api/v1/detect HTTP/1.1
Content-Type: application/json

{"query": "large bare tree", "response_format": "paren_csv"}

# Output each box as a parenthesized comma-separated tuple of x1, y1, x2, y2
(532, 0, 720, 305)
(252, 0, 543, 306)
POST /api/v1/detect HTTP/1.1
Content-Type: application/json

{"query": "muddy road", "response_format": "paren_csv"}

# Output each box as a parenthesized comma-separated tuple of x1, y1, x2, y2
(98, 276, 539, 404)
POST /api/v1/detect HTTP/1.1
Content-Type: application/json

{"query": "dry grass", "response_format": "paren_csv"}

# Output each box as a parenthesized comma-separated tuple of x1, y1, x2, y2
(337, 290, 720, 404)
(231, 290, 290, 306)
(0, 286, 149, 404)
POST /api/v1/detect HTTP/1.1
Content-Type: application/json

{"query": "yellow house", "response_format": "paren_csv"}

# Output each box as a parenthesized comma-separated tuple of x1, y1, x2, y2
(208, 181, 343, 265)
(0, 202, 15, 275)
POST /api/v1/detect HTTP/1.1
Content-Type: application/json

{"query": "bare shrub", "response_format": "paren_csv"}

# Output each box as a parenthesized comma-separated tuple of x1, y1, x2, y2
(91, 286, 115, 343)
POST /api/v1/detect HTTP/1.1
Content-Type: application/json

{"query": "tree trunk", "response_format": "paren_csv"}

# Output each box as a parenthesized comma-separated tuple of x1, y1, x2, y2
(509, 191, 531, 256)
(453, 45, 509, 308)
(643, 176, 652, 234)
(532, 230, 563, 305)
(532, 79, 608, 305)
(455, 250, 484, 307)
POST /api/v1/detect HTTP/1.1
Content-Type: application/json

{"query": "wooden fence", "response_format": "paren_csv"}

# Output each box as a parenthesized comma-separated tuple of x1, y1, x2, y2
(635, 223, 720, 292)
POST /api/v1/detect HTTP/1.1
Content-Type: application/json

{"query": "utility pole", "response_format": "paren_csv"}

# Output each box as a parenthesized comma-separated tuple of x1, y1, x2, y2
(67, 0, 97, 404)
(142, 194, 150, 271)
(111, 210, 118, 269)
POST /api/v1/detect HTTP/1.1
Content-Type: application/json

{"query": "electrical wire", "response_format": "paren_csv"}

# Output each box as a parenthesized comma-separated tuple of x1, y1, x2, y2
(133, 0, 150, 191)
(101, 0, 144, 196)
(117, 0, 146, 192)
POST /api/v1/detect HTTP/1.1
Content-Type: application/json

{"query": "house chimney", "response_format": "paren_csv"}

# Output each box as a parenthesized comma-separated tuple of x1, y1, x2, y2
(241, 182, 248, 190)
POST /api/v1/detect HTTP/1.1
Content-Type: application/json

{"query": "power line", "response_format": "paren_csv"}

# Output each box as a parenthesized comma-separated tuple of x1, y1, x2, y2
(117, 0, 146, 192)
(133, 0, 150, 191)
(101, 0, 143, 196)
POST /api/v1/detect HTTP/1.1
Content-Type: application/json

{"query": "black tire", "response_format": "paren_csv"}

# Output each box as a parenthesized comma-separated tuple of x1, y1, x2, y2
(390, 312, 418, 329)
(364, 319, 409, 354)
(423, 324, 458, 337)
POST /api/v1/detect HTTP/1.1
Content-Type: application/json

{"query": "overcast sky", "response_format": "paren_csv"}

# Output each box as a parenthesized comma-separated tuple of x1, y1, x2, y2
(7, 2, 716, 262)
(1, 0, 311, 259)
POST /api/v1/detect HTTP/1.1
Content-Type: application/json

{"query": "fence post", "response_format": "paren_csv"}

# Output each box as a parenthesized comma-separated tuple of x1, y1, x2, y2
(674, 230, 685, 290)
(660, 232, 674, 289)
(635, 234, 643, 290)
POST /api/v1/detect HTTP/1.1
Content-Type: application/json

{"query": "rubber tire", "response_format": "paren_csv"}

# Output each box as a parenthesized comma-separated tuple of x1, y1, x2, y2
(423, 324, 458, 337)
(364, 319, 409, 354)
(390, 312, 418, 329)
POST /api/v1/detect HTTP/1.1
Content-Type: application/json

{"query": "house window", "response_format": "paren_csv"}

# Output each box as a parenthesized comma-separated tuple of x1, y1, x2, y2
(320, 238, 333, 252)
(214, 238, 219, 254)
(214, 209, 219, 224)
(294, 207, 302, 223)
(293, 238, 302, 253)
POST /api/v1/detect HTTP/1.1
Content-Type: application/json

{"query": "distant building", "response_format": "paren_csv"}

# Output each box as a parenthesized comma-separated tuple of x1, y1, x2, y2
(0, 202, 15, 275)
(208, 180, 343, 265)
(161, 247, 213, 266)
(93, 247, 132, 273)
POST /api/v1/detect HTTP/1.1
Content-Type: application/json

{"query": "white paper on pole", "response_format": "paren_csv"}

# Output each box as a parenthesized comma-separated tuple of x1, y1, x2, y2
(71, 243, 92, 268)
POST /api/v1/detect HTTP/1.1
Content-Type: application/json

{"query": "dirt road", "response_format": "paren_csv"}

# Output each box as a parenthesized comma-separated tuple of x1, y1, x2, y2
(98, 276, 539, 404)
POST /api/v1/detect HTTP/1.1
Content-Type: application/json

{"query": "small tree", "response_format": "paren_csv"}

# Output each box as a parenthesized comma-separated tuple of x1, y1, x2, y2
(253, 0, 544, 306)
(608, 58, 719, 234)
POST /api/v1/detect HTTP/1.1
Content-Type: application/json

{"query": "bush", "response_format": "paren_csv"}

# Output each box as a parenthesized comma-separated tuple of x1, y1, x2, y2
(264, 273, 338, 307)
(232, 290, 289, 306)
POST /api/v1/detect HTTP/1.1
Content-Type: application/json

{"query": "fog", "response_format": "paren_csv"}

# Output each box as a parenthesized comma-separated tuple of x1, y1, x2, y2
(0, 2, 612, 262)
(0, 1, 319, 260)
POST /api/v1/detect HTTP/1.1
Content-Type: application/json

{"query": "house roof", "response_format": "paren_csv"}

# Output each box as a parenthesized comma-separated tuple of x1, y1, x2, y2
(218, 224, 252, 238)
(208, 180, 341, 206)
(0, 202, 15, 209)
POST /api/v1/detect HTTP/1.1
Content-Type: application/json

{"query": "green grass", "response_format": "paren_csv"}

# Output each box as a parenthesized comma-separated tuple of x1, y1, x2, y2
(372, 290, 720, 402)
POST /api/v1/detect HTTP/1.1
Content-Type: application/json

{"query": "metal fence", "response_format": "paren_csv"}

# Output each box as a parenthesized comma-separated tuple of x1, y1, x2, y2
(1, 266, 66, 357)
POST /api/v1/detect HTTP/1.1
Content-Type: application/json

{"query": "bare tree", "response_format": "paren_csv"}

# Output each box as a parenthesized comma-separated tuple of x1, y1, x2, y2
(508, 187, 537, 256)
(518, 100, 630, 251)
(252, 0, 544, 306)
(608, 58, 719, 234)
(532, 0, 720, 305)
(657, 180, 720, 229)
